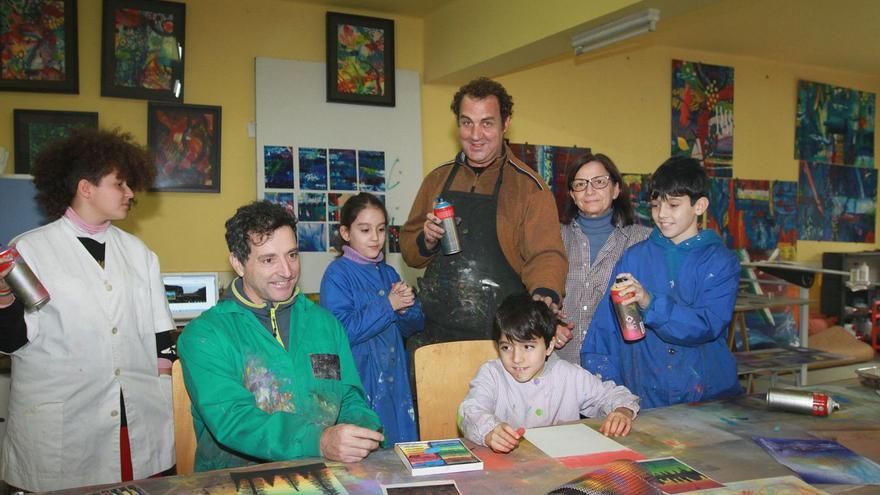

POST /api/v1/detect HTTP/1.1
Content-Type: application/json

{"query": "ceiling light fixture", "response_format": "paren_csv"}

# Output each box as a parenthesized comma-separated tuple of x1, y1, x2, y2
(571, 9, 661, 56)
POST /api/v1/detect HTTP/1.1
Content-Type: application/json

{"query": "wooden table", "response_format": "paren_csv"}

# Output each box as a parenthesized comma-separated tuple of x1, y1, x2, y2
(52, 379, 880, 495)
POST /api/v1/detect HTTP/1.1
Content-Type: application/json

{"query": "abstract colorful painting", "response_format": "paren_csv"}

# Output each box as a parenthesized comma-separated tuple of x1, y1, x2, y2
(672, 60, 734, 177)
(772, 181, 798, 259)
(795, 80, 875, 167)
(297, 223, 327, 252)
(300, 148, 328, 191)
(622, 173, 653, 226)
(264, 146, 294, 189)
(326, 12, 394, 106)
(264, 192, 295, 215)
(691, 475, 828, 495)
(148, 102, 221, 192)
(1, 0, 79, 93)
(637, 457, 724, 493)
(358, 150, 385, 192)
(298, 193, 327, 222)
(329, 148, 357, 190)
(706, 177, 734, 247)
(798, 161, 876, 242)
(547, 460, 663, 495)
(13, 109, 97, 174)
(231, 463, 349, 494)
(329, 223, 342, 253)
(101, 0, 185, 101)
(753, 437, 880, 485)
(508, 142, 591, 218)
(732, 179, 774, 251)
(328, 193, 355, 222)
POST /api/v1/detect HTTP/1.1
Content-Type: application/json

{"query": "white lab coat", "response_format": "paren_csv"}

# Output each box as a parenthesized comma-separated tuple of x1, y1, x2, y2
(0, 218, 175, 492)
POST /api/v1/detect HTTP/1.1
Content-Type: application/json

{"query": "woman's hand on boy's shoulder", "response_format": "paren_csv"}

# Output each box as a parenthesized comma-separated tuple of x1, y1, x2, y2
(485, 422, 523, 454)
(599, 407, 634, 437)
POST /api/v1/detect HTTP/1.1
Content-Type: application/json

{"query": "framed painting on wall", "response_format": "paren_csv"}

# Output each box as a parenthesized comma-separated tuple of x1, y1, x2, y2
(13, 109, 98, 174)
(326, 12, 395, 107)
(147, 102, 221, 192)
(0, 0, 79, 93)
(101, 0, 185, 101)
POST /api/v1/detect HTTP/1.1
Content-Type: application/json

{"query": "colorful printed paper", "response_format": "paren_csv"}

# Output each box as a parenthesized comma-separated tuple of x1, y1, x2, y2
(231, 463, 349, 494)
(754, 437, 880, 485)
(637, 457, 724, 493)
(547, 460, 664, 495)
(690, 475, 828, 495)
(672, 60, 734, 177)
(795, 80, 875, 167)
(264, 146, 294, 189)
(798, 161, 876, 242)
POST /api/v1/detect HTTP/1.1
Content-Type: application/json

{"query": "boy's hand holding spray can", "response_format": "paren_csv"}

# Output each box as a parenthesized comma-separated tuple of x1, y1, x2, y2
(610, 275, 645, 342)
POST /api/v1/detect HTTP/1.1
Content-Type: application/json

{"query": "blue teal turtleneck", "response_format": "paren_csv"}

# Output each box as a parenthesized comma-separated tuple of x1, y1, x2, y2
(574, 210, 615, 265)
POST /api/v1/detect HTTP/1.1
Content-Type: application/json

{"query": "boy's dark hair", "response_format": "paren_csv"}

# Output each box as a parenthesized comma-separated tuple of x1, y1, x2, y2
(450, 77, 513, 123)
(561, 152, 636, 226)
(225, 201, 298, 264)
(32, 127, 155, 219)
(650, 156, 709, 205)
(492, 293, 556, 347)
(335, 192, 388, 256)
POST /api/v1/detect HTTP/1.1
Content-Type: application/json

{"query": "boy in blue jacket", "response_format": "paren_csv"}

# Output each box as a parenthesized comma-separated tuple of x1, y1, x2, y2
(581, 157, 742, 408)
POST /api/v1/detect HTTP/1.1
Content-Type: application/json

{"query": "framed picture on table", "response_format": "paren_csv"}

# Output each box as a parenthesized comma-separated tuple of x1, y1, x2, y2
(13, 109, 98, 174)
(0, 0, 79, 93)
(326, 12, 395, 107)
(101, 0, 185, 101)
(147, 102, 221, 192)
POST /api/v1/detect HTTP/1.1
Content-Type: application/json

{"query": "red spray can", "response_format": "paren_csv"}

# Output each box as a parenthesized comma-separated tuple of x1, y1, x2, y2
(610, 276, 645, 342)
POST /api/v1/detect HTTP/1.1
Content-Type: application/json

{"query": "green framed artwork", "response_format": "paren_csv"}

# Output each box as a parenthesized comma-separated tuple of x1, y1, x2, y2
(13, 109, 98, 174)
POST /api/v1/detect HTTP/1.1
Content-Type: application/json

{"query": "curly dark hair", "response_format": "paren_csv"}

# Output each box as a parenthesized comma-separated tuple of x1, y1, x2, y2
(450, 77, 514, 122)
(32, 127, 155, 220)
(225, 201, 298, 264)
(560, 152, 636, 227)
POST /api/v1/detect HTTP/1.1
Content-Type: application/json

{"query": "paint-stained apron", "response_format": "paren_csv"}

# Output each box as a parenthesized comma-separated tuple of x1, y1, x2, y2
(410, 159, 525, 347)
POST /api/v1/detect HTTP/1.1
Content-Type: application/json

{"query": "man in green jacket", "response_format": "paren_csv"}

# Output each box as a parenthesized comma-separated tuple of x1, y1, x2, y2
(178, 201, 383, 471)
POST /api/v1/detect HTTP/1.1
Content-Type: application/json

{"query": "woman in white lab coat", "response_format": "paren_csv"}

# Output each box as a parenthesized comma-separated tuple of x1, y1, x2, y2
(0, 128, 175, 492)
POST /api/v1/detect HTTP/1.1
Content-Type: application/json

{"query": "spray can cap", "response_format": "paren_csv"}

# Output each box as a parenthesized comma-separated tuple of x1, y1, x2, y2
(615, 275, 626, 284)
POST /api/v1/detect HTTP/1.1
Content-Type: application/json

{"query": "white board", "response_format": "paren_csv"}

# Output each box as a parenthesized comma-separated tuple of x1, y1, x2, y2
(255, 58, 424, 293)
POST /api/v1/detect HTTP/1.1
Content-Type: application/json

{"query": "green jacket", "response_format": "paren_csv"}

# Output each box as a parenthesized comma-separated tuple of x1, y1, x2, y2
(178, 296, 381, 471)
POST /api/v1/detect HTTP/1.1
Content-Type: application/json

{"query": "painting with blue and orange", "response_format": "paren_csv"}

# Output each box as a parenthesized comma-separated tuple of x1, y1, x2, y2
(795, 80, 875, 168)
(299, 148, 328, 191)
(772, 181, 797, 259)
(732, 179, 775, 251)
(509, 142, 591, 219)
(329, 149, 357, 190)
(264, 146, 294, 189)
(297, 193, 327, 222)
(671, 60, 734, 178)
(798, 161, 877, 242)
(705, 178, 734, 247)
(358, 150, 385, 192)
(297, 223, 327, 252)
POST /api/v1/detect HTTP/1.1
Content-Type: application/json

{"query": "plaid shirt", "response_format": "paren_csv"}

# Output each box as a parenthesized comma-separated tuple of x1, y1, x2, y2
(556, 221, 651, 364)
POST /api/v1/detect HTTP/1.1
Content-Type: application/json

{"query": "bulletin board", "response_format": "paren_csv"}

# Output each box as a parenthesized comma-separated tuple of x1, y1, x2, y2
(255, 58, 424, 292)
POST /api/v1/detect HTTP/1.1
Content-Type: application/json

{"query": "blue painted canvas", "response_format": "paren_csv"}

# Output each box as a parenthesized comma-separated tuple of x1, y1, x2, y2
(299, 148, 328, 190)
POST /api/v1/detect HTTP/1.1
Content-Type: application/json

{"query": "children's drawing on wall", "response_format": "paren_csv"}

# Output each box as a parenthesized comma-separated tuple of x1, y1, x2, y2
(298, 193, 327, 222)
(795, 80, 875, 167)
(358, 150, 385, 191)
(508, 142, 591, 218)
(298, 223, 327, 252)
(264, 192, 296, 215)
(798, 161, 877, 242)
(300, 147, 328, 190)
(329, 148, 357, 190)
(671, 59, 734, 178)
(264, 145, 294, 188)
(622, 173, 652, 226)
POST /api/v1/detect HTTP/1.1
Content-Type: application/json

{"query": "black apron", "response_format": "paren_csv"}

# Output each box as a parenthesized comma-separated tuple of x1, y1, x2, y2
(411, 159, 526, 347)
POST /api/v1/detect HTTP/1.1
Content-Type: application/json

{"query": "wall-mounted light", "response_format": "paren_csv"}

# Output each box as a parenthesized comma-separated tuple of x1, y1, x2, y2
(571, 9, 661, 55)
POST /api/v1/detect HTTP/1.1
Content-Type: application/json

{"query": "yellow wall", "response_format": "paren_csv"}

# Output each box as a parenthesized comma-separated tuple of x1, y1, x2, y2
(0, 0, 423, 271)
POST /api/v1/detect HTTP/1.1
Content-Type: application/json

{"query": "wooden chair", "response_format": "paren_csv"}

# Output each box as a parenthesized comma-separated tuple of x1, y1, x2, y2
(171, 360, 197, 475)
(414, 340, 498, 441)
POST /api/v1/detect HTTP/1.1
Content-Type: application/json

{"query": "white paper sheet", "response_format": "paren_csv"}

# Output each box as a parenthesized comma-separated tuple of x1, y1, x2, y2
(524, 423, 631, 458)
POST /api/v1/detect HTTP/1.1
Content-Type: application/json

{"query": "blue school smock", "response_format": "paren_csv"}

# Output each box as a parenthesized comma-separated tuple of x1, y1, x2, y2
(581, 228, 743, 409)
(320, 256, 425, 444)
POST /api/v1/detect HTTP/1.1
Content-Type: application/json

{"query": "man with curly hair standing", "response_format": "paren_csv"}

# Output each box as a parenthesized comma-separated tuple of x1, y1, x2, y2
(401, 78, 567, 351)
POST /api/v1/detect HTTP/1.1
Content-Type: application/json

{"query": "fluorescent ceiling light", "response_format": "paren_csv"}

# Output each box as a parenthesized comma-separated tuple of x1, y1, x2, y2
(571, 9, 660, 55)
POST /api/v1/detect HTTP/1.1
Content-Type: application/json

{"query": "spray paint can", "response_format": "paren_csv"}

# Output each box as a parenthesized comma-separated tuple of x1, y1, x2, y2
(0, 246, 50, 311)
(610, 276, 645, 342)
(433, 197, 461, 255)
(765, 388, 839, 416)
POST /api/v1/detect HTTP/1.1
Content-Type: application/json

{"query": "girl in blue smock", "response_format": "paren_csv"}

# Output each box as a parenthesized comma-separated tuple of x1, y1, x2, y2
(320, 193, 425, 443)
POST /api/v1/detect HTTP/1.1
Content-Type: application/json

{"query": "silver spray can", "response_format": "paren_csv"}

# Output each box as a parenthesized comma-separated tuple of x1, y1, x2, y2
(766, 388, 839, 416)
(433, 197, 461, 255)
(0, 246, 50, 311)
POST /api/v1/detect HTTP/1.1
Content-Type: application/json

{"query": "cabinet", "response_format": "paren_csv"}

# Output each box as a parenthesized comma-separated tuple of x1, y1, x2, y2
(821, 251, 880, 339)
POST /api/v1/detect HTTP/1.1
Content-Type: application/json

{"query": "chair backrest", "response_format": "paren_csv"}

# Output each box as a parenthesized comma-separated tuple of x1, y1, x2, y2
(171, 359, 197, 475)
(414, 340, 498, 441)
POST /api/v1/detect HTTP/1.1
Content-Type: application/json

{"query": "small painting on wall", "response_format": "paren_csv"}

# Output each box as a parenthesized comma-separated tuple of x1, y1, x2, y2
(148, 102, 221, 192)
(326, 12, 395, 106)
(13, 109, 98, 174)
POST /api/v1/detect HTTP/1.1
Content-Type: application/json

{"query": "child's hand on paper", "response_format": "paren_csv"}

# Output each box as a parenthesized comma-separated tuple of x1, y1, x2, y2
(484, 423, 523, 453)
(599, 407, 634, 437)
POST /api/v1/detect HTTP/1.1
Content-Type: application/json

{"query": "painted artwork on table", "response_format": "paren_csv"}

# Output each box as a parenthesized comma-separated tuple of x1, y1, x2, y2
(297, 223, 327, 252)
(547, 460, 663, 495)
(13, 109, 97, 174)
(753, 437, 880, 485)
(298, 193, 327, 222)
(772, 181, 798, 260)
(508, 142, 591, 218)
(798, 161, 876, 242)
(264, 192, 295, 215)
(326, 12, 394, 106)
(264, 146, 294, 189)
(300, 148, 328, 191)
(329, 148, 357, 190)
(795, 80, 875, 167)
(231, 462, 350, 494)
(671, 59, 735, 177)
(0, 0, 79, 93)
(622, 173, 652, 226)
(637, 457, 724, 493)
(706, 177, 734, 247)
(358, 150, 385, 192)
(148, 102, 221, 192)
(691, 475, 828, 495)
(731, 180, 775, 251)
